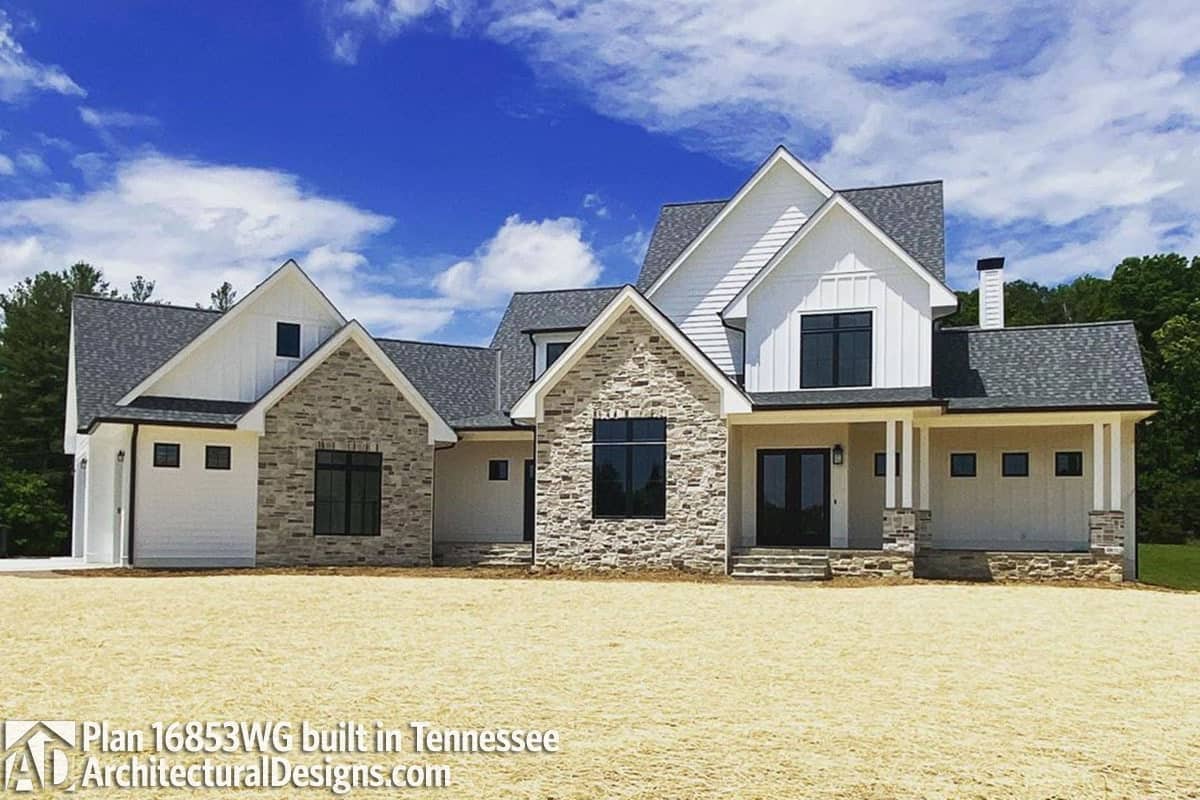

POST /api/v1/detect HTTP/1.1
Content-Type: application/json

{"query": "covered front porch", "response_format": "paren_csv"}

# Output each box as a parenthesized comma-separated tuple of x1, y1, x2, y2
(725, 406, 1143, 581)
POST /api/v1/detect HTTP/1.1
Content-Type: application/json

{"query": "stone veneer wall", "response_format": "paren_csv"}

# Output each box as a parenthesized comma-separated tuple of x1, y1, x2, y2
(827, 550, 913, 579)
(918, 550, 1123, 583)
(256, 341, 434, 566)
(535, 308, 727, 573)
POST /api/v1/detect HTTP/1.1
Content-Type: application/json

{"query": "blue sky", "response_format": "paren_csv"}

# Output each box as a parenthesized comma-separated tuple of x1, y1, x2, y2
(1, 1, 1198, 342)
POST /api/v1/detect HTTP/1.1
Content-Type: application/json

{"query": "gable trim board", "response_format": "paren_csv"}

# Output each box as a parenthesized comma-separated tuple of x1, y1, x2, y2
(722, 193, 959, 322)
(238, 321, 458, 444)
(509, 286, 752, 423)
(116, 260, 345, 407)
(643, 146, 834, 297)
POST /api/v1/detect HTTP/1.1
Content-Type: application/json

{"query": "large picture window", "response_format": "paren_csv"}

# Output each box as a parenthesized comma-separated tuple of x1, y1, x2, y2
(314, 450, 382, 536)
(800, 312, 872, 388)
(592, 418, 666, 519)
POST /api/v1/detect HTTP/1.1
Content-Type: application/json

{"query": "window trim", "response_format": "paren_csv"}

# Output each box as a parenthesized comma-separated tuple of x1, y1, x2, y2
(799, 310, 873, 389)
(949, 452, 977, 478)
(488, 459, 509, 481)
(1001, 451, 1030, 478)
(873, 452, 901, 478)
(275, 321, 301, 359)
(205, 445, 232, 471)
(591, 417, 667, 520)
(313, 449, 383, 537)
(1054, 450, 1084, 477)
(152, 442, 180, 469)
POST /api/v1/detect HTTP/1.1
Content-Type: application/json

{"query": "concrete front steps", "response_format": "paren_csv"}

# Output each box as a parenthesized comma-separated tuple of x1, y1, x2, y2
(433, 541, 533, 567)
(730, 548, 832, 581)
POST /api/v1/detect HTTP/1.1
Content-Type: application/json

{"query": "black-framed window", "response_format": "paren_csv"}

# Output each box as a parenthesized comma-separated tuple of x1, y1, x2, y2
(545, 341, 570, 369)
(1002, 452, 1029, 477)
(1055, 451, 1084, 477)
(800, 312, 871, 388)
(314, 450, 382, 536)
(153, 443, 180, 468)
(874, 452, 901, 477)
(205, 445, 231, 471)
(950, 452, 976, 477)
(488, 459, 509, 481)
(276, 322, 301, 358)
(592, 418, 666, 519)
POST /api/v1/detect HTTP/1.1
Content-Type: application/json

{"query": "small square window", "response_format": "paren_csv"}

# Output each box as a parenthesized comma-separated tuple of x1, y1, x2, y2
(205, 445, 232, 470)
(545, 341, 570, 369)
(950, 453, 976, 477)
(276, 322, 301, 358)
(488, 459, 509, 481)
(873, 452, 901, 477)
(153, 443, 180, 468)
(1002, 452, 1030, 477)
(1055, 451, 1083, 477)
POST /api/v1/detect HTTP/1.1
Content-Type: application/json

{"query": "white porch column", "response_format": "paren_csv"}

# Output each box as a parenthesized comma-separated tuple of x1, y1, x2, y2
(918, 426, 930, 511)
(1092, 422, 1106, 511)
(1109, 418, 1122, 511)
(901, 417, 914, 509)
(884, 419, 897, 509)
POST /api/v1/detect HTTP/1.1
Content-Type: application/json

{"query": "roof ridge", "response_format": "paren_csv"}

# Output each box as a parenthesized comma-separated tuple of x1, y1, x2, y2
(510, 285, 624, 296)
(838, 179, 943, 192)
(74, 294, 223, 314)
(660, 198, 729, 208)
(939, 320, 1135, 332)
(374, 336, 495, 351)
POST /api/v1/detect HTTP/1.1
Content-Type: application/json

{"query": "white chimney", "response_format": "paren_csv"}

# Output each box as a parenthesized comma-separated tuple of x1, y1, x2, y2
(977, 257, 1005, 329)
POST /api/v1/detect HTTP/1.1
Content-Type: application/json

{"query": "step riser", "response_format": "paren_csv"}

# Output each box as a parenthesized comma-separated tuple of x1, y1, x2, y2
(730, 551, 833, 581)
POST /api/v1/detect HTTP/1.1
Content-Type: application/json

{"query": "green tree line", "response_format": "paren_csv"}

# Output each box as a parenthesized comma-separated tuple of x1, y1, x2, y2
(0, 265, 236, 555)
(1, 256, 1198, 554)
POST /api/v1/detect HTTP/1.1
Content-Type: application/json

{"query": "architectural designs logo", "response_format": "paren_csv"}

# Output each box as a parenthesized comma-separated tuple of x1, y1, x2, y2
(2, 721, 76, 793)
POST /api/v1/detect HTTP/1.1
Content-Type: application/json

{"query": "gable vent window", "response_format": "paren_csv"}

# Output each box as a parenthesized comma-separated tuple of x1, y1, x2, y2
(153, 443, 180, 468)
(545, 341, 570, 369)
(205, 445, 232, 471)
(592, 418, 666, 519)
(800, 312, 872, 388)
(276, 322, 301, 358)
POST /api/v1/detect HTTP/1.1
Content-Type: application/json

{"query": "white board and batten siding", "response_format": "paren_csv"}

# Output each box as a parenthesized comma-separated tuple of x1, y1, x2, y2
(134, 426, 259, 566)
(650, 161, 828, 377)
(146, 272, 340, 402)
(743, 204, 933, 392)
(434, 440, 534, 542)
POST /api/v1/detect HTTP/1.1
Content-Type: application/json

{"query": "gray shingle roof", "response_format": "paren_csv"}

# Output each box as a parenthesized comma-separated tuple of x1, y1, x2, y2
(932, 321, 1154, 411)
(635, 181, 947, 290)
(489, 286, 623, 411)
(102, 396, 253, 426)
(374, 339, 501, 426)
(840, 181, 945, 281)
(751, 387, 938, 408)
(636, 201, 726, 291)
(73, 295, 221, 431)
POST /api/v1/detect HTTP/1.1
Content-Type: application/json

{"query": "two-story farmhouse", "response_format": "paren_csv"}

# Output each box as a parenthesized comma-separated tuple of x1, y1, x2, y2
(64, 147, 1155, 581)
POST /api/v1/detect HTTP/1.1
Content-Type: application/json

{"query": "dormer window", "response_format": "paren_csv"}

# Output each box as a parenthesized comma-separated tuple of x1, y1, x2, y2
(276, 322, 301, 358)
(545, 341, 569, 369)
(800, 312, 871, 388)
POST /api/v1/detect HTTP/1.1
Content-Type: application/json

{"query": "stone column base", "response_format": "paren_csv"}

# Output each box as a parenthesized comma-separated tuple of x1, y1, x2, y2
(882, 508, 917, 555)
(1088, 510, 1126, 557)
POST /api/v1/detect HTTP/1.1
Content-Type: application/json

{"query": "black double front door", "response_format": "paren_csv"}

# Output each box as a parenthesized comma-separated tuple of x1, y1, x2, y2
(756, 449, 831, 547)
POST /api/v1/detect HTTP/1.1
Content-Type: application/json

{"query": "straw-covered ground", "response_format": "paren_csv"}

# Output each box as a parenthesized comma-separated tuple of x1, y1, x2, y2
(2, 572, 1198, 799)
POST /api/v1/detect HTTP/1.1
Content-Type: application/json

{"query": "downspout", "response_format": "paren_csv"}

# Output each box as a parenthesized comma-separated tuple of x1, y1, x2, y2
(127, 424, 139, 568)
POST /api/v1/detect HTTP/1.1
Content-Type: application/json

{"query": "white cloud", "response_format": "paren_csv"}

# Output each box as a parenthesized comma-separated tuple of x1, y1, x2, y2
(0, 10, 84, 102)
(78, 106, 160, 130)
(0, 153, 13, 175)
(582, 191, 609, 218)
(318, 0, 470, 64)
(326, 0, 1200, 285)
(15, 151, 48, 174)
(0, 153, 603, 340)
(433, 214, 602, 308)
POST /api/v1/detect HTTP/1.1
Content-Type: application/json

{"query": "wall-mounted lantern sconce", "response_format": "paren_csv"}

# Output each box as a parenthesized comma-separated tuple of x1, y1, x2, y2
(116, 450, 125, 463)
(831, 444, 844, 465)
